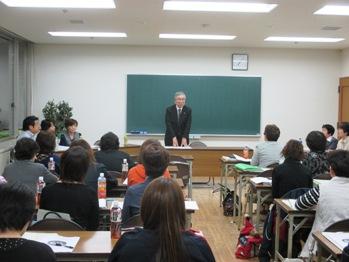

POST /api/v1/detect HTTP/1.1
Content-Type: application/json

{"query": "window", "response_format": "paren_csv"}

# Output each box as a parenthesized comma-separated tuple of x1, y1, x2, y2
(0, 31, 32, 141)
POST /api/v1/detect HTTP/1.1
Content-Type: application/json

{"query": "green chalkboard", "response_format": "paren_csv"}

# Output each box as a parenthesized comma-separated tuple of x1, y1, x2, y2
(127, 75, 261, 135)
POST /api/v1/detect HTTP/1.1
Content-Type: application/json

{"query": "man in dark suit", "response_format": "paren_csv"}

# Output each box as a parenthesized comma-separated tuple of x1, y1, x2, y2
(165, 91, 192, 146)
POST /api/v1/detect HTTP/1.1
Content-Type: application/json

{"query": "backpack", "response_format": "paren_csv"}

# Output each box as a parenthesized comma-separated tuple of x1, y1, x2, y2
(235, 216, 262, 259)
(213, 183, 239, 216)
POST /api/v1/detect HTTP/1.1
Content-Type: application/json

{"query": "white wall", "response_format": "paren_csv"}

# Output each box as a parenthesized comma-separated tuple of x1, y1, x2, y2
(0, 42, 11, 130)
(341, 48, 349, 77)
(32, 44, 340, 148)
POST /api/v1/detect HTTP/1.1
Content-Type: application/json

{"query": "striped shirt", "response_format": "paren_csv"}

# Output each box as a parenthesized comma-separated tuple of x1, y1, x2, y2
(295, 186, 320, 210)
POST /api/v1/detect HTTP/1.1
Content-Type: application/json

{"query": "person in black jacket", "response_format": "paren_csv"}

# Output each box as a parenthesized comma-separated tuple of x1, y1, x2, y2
(165, 91, 192, 146)
(95, 132, 135, 172)
(40, 146, 99, 230)
(272, 139, 313, 199)
(0, 183, 56, 262)
(108, 177, 215, 262)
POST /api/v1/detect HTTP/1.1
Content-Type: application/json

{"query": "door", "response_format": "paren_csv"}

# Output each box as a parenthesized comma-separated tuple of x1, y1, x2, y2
(339, 77, 349, 123)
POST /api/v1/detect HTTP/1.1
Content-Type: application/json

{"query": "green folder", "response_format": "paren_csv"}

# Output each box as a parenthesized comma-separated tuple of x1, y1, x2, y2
(234, 163, 264, 172)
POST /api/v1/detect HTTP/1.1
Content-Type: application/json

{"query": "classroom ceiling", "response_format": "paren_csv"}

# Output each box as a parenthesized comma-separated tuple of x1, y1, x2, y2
(1, 0, 349, 49)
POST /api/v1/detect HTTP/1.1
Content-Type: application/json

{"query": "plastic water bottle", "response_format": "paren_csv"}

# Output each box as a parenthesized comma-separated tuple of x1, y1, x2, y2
(36, 176, 45, 206)
(97, 173, 107, 199)
(243, 146, 249, 159)
(122, 159, 129, 181)
(110, 201, 122, 239)
(48, 157, 55, 172)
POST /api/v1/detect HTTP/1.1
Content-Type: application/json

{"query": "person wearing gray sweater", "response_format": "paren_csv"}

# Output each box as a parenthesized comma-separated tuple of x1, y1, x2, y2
(2, 138, 57, 193)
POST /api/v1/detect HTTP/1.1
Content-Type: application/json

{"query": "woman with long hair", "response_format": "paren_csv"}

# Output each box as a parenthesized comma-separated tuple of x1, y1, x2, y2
(108, 177, 215, 262)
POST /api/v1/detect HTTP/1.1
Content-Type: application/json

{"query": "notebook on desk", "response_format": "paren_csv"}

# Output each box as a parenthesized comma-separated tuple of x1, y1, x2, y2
(323, 232, 349, 251)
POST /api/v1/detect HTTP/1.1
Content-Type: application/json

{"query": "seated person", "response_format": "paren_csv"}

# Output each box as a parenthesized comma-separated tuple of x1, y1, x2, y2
(122, 143, 169, 223)
(2, 138, 57, 193)
(40, 120, 56, 134)
(35, 131, 61, 176)
(0, 183, 56, 262)
(322, 124, 338, 150)
(295, 150, 349, 259)
(95, 132, 135, 172)
(40, 146, 99, 230)
(17, 115, 40, 141)
(272, 139, 312, 199)
(70, 139, 107, 193)
(59, 118, 80, 146)
(108, 177, 215, 262)
(251, 124, 282, 167)
(302, 131, 329, 178)
(337, 122, 349, 151)
(128, 139, 171, 187)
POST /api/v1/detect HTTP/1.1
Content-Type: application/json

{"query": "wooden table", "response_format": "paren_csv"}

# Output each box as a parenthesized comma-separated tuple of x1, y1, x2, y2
(31, 231, 117, 261)
(313, 231, 344, 262)
(247, 180, 272, 232)
(122, 146, 252, 177)
(274, 199, 315, 261)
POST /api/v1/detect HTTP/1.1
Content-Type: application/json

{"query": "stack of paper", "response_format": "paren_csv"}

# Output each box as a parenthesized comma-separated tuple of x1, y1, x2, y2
(23, 232, 79, 252)
(232, 154, 251, 162)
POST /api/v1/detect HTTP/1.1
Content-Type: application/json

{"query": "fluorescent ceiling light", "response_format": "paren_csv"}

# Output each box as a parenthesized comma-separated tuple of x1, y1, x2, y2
(314, 5, 349, 16)
(48, 32, 127, 38)
(159, 34, 236, 40)
(163, 1, 277, 13)
(0, 0, 116, 8)
(264, 36, 344, 43)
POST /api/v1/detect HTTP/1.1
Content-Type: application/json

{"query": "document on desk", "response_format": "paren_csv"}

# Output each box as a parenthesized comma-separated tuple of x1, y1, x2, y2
(185, 200, 199, 210)
(232, 154, 251, 162)
(165, 146, 192, 150)
(250, 177, 272, 185)
(283, 199, 297, 210)
(23, 232, 80, 252)
(323, 232, 349, 251)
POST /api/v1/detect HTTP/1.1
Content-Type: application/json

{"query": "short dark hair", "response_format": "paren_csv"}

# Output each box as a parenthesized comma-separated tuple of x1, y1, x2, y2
(322, 124, 335, 136)
(41, 120, 53, 131)
(70, 139, 95, 163)
(60, 146, 90, 182)
(22, 116, 39, 131)
(139, 139, 161, 164)
(100, 132, 120, 151)
(306, 131, 327, 152)
(264, 124, 280, 141)
(0, 183, 35, 232)
(282, 139, 304, 161)
(143, 144, 169, 178)
(65, 118, 78, 129)
(339, 122, 349, 136)
(327, 150, 349, 178)
(36, 131, 56, 154)
(14, 138, 40, 160)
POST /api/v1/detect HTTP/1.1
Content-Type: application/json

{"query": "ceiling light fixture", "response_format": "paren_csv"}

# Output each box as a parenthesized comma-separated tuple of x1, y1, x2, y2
(264, 36, 344, 43)
(0, 0, 116, 8)
(159, 33, 236, 40)
(314, 5, 349, 16)
(48, 32, 127, 37)
(163, 1, 277, 13)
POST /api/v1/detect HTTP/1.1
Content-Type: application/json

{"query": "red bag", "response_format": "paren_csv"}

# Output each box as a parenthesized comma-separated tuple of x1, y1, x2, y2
(235, 216, 262, 259)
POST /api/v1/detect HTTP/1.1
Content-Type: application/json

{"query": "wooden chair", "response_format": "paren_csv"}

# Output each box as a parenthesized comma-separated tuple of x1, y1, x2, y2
(29, 218, 84, 231)
(169, 155, 190, 186)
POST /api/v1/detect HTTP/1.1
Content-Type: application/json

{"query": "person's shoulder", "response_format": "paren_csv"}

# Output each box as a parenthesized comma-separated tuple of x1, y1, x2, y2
(183, 231, 215, 261)
(184, 105, 192, 112)
(166, 105, 176, 111)
(21, 239, 56, 261)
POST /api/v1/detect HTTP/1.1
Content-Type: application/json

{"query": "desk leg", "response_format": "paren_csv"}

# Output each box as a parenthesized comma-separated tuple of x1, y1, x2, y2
(256, 190, 261, 231)
(233, 175, 238, 218)
(275, 205, 281, 261)
(248, 185, 253, 219)
(317, 243, 322, 262)
(188, 161, 193, 199)
(219, 163, 225, 207)
(238, 176, 243, 229)
(287, 215, 294, 258)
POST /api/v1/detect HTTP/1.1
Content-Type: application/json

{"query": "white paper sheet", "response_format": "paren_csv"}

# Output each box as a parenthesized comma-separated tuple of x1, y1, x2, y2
(250, 177, 272, 184)
(185, 201, 199, 210)
(232, 154, 251, 162)
(23, 232, 80, 253)
(323, 232, 349, 251)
